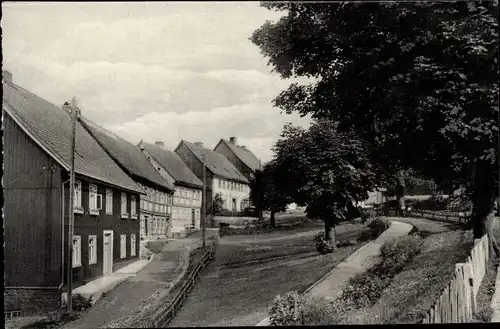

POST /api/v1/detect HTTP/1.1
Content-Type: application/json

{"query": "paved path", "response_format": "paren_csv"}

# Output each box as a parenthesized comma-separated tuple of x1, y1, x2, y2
(256, 219, 413, 326)
(63, 230, 217, 329)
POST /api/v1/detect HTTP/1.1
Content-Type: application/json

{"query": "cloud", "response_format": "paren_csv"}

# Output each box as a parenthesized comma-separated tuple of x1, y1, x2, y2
(2, 2, 311, 163)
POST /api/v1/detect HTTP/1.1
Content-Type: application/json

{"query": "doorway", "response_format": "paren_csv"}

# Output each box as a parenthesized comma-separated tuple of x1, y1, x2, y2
(103, 230, 114, 275)
(232, 198, 237, 211)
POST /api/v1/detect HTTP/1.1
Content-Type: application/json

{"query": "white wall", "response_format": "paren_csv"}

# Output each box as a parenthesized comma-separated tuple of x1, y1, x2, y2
(212, 177, 250, 211)
(172, 186, 202, 232)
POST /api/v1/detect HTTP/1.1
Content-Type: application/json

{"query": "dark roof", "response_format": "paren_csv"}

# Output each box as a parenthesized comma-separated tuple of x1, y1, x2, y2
(141, 142, 203, 188)
(179, 140, 248, 183)
(80, 118, 174, 192)
(218, 139, 262, 172)
(2, 81, 144, 194)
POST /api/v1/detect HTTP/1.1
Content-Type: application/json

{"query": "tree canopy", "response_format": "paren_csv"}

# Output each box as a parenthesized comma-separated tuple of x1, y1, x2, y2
(271, 119, 377, 242)
(252, 1, 499, 239)
(249, 160, 291, 226)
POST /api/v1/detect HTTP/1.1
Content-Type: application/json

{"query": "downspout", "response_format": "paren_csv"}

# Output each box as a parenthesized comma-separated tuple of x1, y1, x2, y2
(59, 179, 70, 291)
(5, 179, 70, 291)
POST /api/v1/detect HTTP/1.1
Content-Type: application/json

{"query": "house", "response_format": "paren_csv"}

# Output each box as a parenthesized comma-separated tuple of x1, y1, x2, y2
(80, 118, 175, 241)
(3, 71, 144, 313)
(138, 141, 203, 237)
(174, 140, 250, 214)
(213, 136, 262, 180)
(358, 189, 388, 208)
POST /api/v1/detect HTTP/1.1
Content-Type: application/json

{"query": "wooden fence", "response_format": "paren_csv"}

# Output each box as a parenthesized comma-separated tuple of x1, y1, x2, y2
(151, 234, 219, 327)
(422, 234, 489, 323)
(379, 209, 470, 225)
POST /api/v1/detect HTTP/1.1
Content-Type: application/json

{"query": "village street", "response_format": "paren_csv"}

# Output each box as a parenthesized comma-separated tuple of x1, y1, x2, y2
(57, 220, 365, 328)
(166, 222, 365, 327)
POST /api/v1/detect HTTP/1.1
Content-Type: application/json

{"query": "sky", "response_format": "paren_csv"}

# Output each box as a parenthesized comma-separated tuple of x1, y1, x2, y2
(2, 1, 312, 163)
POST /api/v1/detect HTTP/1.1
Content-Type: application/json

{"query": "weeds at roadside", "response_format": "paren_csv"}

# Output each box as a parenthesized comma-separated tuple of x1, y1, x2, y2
(20, 311, 81, 329)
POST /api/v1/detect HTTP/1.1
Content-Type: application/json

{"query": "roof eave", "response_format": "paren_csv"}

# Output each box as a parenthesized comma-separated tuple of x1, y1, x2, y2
(3, 105, 70, 172)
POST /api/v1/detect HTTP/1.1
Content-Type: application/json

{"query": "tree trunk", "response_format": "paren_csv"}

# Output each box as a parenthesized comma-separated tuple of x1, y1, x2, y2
(324, 221, 336, 247)
(471, 160, 500, 257)
(270, 210, 276, 227)
(396, 183, 406, 216)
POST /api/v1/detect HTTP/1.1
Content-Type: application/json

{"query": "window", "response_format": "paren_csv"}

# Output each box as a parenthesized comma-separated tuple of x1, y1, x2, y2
(121, 193, 128, 218)
(89, 184, 99, 215)
(130, 234, 136, 257)
(218, 179, 221, 188)
(131, 195, 137, 218)
(106, 189, 113, 215)
(120, 234, 127, 258)
(72, 236, 81, 268)
(74, 181, 83, 213)
(89, 235, 97, 265)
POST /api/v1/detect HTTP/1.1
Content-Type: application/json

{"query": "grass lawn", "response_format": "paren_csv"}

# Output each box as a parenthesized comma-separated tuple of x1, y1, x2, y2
(341, 228, 474, 324)
(217, 223, 364, 267)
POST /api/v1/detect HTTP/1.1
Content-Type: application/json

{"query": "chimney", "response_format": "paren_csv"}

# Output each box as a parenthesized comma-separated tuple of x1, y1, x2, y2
(3, 70, 13, 85)
(155, 141, 165, 147)
(61, 101, 71, 114)
(194, 142, 204, 148)
(229, 137, 237, 145)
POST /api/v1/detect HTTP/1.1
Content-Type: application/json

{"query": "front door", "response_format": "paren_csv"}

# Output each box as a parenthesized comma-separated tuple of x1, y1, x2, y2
(103, 231, 114, 275)
(232, 198, 237, 211)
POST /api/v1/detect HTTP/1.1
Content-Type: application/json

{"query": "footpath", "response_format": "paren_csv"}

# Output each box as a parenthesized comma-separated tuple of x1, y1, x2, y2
(256, 219, 413, 326)
(62, 230, 218, 329)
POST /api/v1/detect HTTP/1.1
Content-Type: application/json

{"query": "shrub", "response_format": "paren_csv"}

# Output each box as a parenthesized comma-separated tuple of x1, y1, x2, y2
(269, 292, 339, 326)
(376, 235, 424, 276)
(60, 294, 93, 312)
(337, 272, 388, 309)
(300, 296, 339, 325)
(269, 291, 302, 326)
(360, 208, 377, 223)
(313, 231, 336, 254)
(367, 217, 391, 237)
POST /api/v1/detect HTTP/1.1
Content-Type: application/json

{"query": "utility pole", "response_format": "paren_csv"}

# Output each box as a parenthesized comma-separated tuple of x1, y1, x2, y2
(201, 148, 207, 250)
(65, 97, 78, 314)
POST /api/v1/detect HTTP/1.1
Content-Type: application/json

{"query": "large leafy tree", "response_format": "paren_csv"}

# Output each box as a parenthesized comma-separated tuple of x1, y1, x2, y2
(252, 1, 499, 251)
(272, 119, 377, 245)
(249, 160, 291, 227)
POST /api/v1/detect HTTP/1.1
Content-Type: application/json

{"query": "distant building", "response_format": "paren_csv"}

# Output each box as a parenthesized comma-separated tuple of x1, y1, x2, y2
(358, 189, 388, 208)
(80, 118, 174, 241)
(3, 71, 143, 313)
(138, 141, 203, 238)
(213, 136, 262, 180)
(175, 140, 250, 214)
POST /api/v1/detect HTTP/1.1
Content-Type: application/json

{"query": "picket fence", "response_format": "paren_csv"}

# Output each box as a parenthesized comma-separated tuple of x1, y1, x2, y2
(422, 234, 489, 323)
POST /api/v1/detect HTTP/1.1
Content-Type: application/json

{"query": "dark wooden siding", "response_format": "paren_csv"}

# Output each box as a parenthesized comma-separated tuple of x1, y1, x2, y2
(63, 180, 141, 286)
(3, 113, 63, 287)
(175, 143, 214, 217)
(214, 142, 253, 180)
